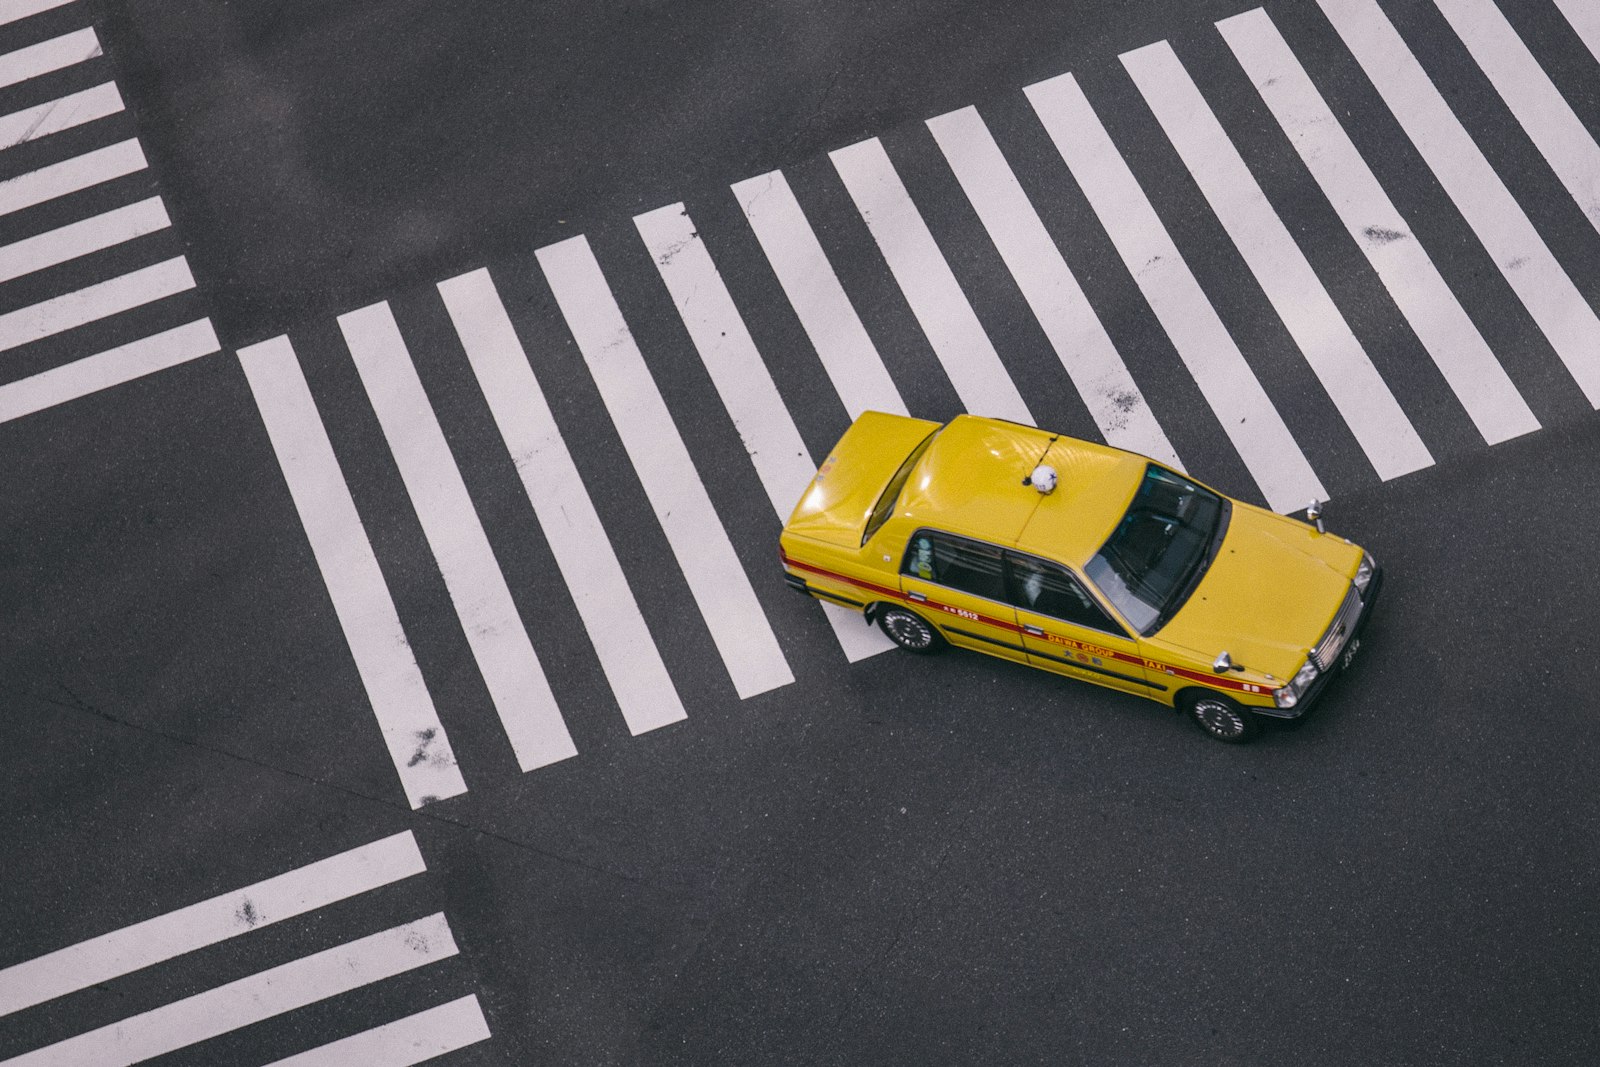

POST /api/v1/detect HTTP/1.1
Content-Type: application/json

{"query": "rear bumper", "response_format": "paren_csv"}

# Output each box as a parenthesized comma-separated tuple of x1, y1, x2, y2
(781, 568, 866, 609)
(1254, 563, 1384, 721)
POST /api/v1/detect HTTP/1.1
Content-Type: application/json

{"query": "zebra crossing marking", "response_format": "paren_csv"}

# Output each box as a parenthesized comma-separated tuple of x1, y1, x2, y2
(238, 335, 468, 809)
(1314, 0, 1600, 408)
(1218, 6, 1541, 446)
(0, 195, 169, 284)
(438, 267, 688, 736)
(1553, 0, 1600, 66)
(1432, 0, 1600, 238)
(0, 25, 98, 90)
(0, 914, 459, 1067)
(829, 136, 1036, 426)
(732, 168, 909, 418)
(0, 0, 76, 29)
(1120, 39, 1433, 482)
(0, 81, 121, 149)
(260, 995, 491, 1067)
(924, 104, 1183, 470)
(0, 830, 426, 1017)
(337, 302, 578, 772)
(10, 0, 1590, 789)
(634, 201, 896, 662)
(0, 255, 192, 353)
(1024, 70, 1327, 514)
(0, 138, 145, 217)
(535, 234, 796, 698)
(0, 318, 216, 424)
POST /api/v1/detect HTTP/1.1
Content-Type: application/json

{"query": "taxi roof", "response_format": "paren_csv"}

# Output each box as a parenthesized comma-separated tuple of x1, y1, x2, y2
(900, 415, 1148, 566)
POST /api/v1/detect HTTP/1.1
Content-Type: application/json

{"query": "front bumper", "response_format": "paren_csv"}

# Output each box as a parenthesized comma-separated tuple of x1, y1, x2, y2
(1254, 563, 1385, 720)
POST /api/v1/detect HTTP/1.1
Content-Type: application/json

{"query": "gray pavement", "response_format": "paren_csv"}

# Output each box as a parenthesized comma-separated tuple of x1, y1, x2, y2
(3, 0, 1599, 1063)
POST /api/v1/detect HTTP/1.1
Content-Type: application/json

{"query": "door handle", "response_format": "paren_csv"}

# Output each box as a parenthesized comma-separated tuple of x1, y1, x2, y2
(907, 591, 927, 603)
(1023, 625, 1045, 637)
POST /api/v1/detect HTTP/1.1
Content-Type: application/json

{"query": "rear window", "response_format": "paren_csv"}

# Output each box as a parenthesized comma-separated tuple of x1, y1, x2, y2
(862, 429, 938, 546)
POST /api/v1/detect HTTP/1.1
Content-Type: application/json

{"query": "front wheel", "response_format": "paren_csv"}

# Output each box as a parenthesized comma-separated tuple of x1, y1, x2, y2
(876, 606, 943, 654)
(1184, 692, 1260, 744)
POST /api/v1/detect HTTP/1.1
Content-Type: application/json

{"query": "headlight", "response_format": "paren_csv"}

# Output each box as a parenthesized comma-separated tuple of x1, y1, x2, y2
(1352, 552, 1375, 599)
(1274, 659, 1320, 709)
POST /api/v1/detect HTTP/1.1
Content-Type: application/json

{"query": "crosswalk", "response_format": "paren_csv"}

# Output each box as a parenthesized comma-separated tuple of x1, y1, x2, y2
(6, 2, 1600, 807)
(0, 2, 217, 427)
(0, 831, 492, 1065)
(230, 0, 1600, 806)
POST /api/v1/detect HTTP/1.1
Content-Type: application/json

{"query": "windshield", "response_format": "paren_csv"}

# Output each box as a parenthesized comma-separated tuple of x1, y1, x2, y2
(1084, 465, 1227, 635)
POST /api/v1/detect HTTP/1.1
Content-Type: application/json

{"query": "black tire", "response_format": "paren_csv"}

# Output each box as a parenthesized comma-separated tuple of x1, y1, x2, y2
(877, 606, 943, 654)
(1184, 692, 1260, 744)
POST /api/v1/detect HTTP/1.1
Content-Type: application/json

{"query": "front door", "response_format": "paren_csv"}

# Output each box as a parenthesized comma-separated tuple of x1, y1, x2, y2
(898, 530, 1026, 663)
(1004, 551, 1157, 699)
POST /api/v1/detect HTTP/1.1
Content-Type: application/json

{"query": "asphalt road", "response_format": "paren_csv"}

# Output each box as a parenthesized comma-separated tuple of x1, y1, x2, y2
(3, 0, 1600, 1064)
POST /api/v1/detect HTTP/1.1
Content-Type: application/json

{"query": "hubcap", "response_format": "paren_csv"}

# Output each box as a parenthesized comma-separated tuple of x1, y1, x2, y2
(885, 612, 931, 649)
(1195, 700, 1244, 738)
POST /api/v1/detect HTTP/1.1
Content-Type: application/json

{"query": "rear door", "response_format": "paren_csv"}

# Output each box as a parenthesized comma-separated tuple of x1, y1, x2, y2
(1004, 551, 1158, 699)
(898, 530, 1026, 663)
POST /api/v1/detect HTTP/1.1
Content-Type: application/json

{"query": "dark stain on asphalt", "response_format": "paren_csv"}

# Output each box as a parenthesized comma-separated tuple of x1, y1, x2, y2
(1363, 225, 1407, 244)
(407, 726, 438, 768)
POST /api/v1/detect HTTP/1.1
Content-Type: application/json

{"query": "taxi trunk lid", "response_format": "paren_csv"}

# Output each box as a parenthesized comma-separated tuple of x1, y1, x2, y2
(784, 412, 941, 548)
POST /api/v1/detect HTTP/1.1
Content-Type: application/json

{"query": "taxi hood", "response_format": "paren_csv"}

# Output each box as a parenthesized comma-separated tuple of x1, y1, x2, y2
(784, 412, 941, 548)
(1152, 506, 1361, 680)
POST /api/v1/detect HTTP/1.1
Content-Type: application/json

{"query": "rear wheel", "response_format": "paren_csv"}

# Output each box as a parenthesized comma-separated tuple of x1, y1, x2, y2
(1184, 692, 1259, 744)
(877, 606, 943, 654)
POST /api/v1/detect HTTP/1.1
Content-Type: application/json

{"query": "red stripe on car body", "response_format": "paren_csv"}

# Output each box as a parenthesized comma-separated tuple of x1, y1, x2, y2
(780, 550, 1272, 697)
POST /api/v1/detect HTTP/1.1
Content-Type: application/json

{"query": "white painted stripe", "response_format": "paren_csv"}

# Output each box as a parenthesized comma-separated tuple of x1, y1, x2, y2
(1314, 0, 1600, 407)
(0, 196, 168, 284)
(1121, 40, 1433, 482)
(828, 137, 1035, 425)
(337, 302, 578, 771)
(1218, 8, 1539, 445)
(438, 269, 687, 735)
(924, 105, 1183, 470)
(536, 236, 795, 698)
(0, 255, 193, 354)
(0, 81, 121, 149)
(1024, 72, 1325, 513)
(1434, 0, 1600, 236)
(262, 995, 491, 1067)
(0, 914, 458, 1067)
(0, 831, 425, 1018)
(731, 169, 908, 418)
(0, 26, 98, 89)
(237, 336, 467, 809)
(0, 0, 76, 28)
(635, 203, 896, 662)
(1553, 0, 1600, 66)
(0, 138, 145, 217)
(0, 318, 216, 424)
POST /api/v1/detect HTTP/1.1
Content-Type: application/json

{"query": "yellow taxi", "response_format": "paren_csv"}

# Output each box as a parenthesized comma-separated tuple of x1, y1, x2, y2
(779, 413, 1380, 743)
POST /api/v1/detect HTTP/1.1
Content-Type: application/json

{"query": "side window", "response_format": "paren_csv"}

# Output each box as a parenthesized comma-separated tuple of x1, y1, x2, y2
(901, 531, 1008, 602)
(1005, 553, 1122, 634)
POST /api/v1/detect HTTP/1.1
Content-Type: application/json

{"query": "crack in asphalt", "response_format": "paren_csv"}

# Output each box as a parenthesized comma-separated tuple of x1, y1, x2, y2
(826, 777, 989, 1037)
(18, 682, 674, 895)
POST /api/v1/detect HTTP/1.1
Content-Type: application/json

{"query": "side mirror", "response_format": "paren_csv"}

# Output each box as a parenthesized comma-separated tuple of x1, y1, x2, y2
(1306, 500, 1325, 535)
(1213, 651, 1233, 674)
